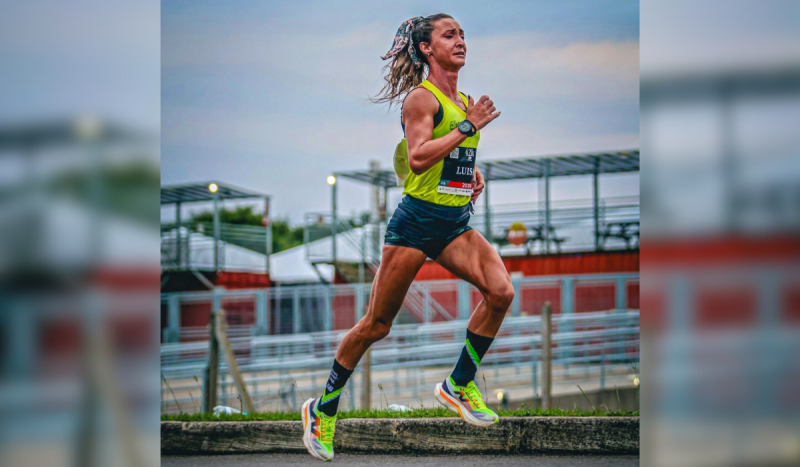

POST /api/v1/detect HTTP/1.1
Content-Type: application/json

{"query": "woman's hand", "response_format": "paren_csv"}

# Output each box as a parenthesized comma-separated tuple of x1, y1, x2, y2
(471, 165, 485, 204)
(465, 95, 501, 130)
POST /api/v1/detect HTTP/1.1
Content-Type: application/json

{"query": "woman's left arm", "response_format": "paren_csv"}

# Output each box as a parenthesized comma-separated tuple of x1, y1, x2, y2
(471, 165, 485, 204)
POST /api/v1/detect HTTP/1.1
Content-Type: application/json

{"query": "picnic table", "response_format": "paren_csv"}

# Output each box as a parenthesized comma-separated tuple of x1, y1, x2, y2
(598, 221, 639, 249)
(494, 224, 567, 254)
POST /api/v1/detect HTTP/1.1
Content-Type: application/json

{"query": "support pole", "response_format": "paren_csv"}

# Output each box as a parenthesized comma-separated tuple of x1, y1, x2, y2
(424, 282, 430, 324)
(721, 83, 737, 232)
(616, 276, 627, 310)
(458, 281, 471, 320)
(292, 288, 300, 334)
(370, 161, 381, 266)
(544, 161, 551, 254)
(541, 302, 552, 410)
(323, 287, 332, 332)
(175, 202, 182, 268)
(383, 186, 389, 221)
(359, 231, 366, 283)
(593, 164, 600, 251)
(204, 305, 219, 413)
(355, 284, 364, 328)
(562, 277, 574, 366)
(214, 309, 255, 414)
(166, 295, 180, 343)
(213, 192, 221, 272)
(255, 290, 268, 336)
(511, 277, 520, 317)
(265, 197, 272, 274)
(331, 180, 338, 264)
(362, 347, 372, 410)
(358, 287, 371, 410)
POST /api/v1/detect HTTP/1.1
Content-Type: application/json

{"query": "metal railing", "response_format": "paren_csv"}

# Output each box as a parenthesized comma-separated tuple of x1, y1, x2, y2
(160, 309, 639, 414)
(160, 273, 639, 341)
(161, 222, 269, 272)
(470, 196, 639, 253)
(302, 196, 640, 265)
(160, 272, 640, 414)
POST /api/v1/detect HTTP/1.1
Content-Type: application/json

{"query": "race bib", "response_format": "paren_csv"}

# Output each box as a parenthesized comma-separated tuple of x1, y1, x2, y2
(437, 146, 477, 196)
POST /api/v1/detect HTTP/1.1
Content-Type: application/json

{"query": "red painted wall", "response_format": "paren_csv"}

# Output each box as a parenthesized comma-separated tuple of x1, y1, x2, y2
(415, 250, 639, 281)
(332, 292, 357, 330)
(216, 271, 271, 289)
(640, 234, 800, 333)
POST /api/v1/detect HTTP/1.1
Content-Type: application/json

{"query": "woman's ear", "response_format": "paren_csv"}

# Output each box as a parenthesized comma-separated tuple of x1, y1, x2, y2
(419, 42, 432, 58)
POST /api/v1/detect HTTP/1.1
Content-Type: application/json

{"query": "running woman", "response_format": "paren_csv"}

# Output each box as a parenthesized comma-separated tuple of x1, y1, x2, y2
(302, 14, 512, 461)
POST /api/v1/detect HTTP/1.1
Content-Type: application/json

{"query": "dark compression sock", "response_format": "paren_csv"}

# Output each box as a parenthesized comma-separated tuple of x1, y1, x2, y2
(449, 328, 495, 387)
(318, 358, 354, 417)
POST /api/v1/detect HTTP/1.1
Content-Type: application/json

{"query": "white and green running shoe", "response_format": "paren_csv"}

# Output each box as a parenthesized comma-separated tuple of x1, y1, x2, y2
(301, 397, 336, 461)
(434, 375, 499, 427)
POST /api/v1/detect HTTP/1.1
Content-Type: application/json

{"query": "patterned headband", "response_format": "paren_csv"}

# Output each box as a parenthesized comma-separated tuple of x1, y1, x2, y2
(381, 16, 426, 67)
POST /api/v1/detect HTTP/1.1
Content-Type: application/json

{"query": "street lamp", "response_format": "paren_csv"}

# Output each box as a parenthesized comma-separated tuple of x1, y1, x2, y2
(209, 182, 220, 270)
(74, 116, 101, 141)
(496, 390, 509, 409)
(328, 175, 337, 262)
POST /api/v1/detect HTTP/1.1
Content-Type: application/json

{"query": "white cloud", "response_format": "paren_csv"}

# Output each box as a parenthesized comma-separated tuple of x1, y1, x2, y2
(163, 106, 399, 163)
(162, 22, 391, 98)
(463, 35, 639, 101)
(478, 124, 639, 159)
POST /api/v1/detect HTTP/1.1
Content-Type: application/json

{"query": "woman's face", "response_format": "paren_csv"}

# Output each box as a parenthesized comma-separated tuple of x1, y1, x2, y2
(427, 18, 466, 69)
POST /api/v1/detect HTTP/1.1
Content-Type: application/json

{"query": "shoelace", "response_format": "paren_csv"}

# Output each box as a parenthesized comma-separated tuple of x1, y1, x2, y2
(318, 414, 336, 444)
(463, 381, 488, 410)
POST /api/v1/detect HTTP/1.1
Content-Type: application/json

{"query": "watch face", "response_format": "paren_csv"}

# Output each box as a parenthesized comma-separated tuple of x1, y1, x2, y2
(459, 121, 471, 133)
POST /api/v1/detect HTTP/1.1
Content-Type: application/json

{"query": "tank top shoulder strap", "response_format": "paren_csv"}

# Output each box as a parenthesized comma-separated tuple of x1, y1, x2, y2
(419, 80, 447, 104)
(458, 91, 470, 109)
(421, 80, 469, 111)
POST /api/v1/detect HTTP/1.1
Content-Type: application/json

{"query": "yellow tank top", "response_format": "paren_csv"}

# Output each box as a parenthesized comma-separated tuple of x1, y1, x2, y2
(399, 80, 480, 207)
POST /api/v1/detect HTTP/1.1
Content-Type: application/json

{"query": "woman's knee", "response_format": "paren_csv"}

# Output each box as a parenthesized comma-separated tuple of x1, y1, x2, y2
(361, 319, 392, 343)
(486, 281, 515, 314)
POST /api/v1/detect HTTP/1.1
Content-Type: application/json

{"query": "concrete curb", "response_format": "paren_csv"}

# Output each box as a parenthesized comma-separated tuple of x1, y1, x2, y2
(161, 417, 639, 455)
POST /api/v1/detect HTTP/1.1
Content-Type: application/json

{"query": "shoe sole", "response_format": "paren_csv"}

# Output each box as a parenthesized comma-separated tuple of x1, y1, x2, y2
(301, 398, 332, 461)
(434, 383, 497, 427)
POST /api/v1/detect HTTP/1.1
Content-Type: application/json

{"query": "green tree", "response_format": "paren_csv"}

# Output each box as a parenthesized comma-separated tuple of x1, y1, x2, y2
(269, 217, 305, 253)
(189, 206, 304, 253)
(190, 205, 264, 225)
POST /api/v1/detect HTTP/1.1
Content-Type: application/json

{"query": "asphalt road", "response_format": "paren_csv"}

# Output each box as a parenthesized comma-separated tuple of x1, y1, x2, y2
(162, 453, 639, 466)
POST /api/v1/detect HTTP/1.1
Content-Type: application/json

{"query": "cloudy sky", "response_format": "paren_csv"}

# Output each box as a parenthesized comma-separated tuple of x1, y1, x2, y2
(161, 0, 639, 223)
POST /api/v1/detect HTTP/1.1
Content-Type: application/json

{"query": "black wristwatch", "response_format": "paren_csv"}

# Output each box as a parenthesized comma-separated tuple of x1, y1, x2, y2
(458, 120, 477, 137)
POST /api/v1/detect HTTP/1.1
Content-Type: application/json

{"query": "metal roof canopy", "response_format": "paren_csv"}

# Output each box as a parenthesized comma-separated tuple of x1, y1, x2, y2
(161, 182, 272, 274)
(334, 150, 639, 188)
(161, 182, 269, 205)
(327, 149, 640, 261)
(641, 66, 800, 101)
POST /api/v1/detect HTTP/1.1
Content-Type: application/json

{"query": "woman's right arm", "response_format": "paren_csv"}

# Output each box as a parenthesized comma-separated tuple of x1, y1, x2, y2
(403, 90, 468, 175)
(403, 91, 500, 175)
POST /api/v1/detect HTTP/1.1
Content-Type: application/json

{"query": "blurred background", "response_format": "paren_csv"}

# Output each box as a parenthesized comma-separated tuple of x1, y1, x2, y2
(0, 1, 160, 467)
(641, 1, 800, 466)
(1, 0, 798, 466)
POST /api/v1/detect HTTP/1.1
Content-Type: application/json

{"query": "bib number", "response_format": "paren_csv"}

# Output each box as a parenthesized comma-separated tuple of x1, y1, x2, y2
(437, 147, 477, 196)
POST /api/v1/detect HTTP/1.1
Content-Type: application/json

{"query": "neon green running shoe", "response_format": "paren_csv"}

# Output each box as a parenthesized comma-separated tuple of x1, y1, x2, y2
(301, 397, 336, 461)
(434, 375, 499, 427)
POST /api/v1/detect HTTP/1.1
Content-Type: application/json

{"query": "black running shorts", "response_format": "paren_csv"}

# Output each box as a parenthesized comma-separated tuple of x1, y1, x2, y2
(384, 195, 473, 260)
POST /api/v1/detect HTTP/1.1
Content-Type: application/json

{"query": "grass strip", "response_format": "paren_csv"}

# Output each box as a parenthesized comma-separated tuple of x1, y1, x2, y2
(162, 405, 638, 422)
